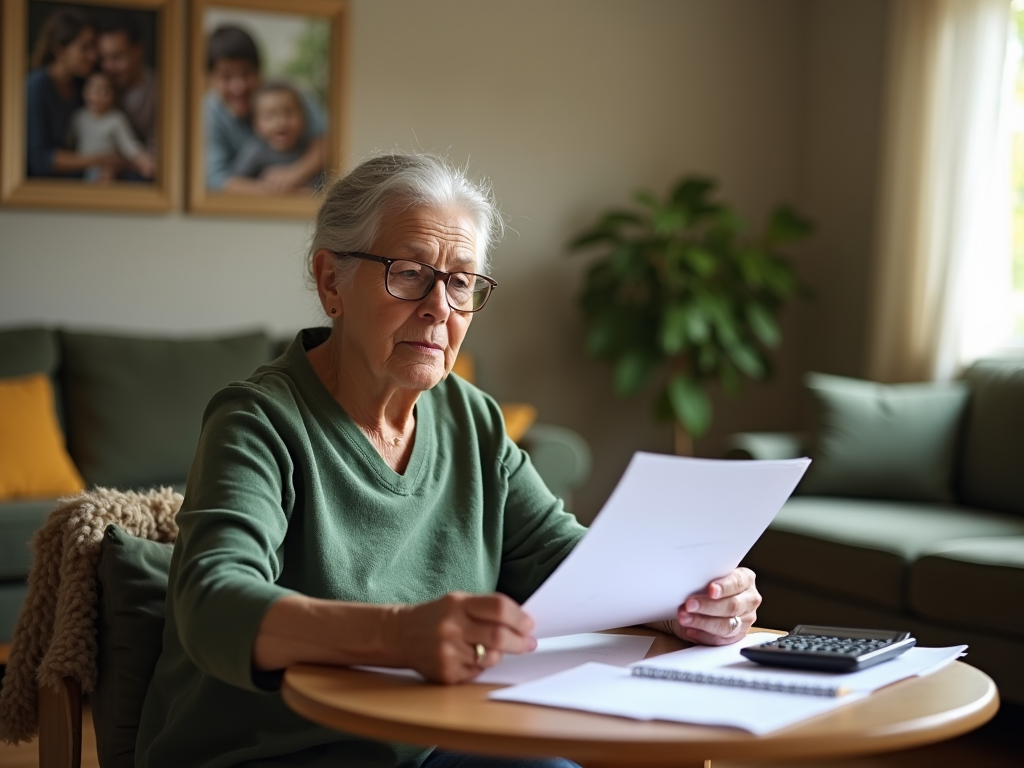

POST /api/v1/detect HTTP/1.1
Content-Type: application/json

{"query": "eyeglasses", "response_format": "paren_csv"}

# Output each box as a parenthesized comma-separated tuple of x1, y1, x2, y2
(336, 252, 498, 312)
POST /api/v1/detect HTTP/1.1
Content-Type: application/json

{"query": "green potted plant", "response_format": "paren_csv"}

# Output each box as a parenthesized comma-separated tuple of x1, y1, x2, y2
(569, 176, 812, 455)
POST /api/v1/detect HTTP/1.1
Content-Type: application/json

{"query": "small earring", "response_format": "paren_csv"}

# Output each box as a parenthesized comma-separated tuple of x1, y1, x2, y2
(330, 307, 337, 315)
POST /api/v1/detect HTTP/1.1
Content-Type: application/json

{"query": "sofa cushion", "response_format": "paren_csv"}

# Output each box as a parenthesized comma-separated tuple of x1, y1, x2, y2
(93, 524, 173, 768)
(0, 374, 85, 502)
(59, 330, 269, 489)
(0, 497, 59, 579)
(958, 359, 1024, 516)
(799, 373, 969, 503)
(909, 537, 1024, 638)
(743, 496, 1024, 610)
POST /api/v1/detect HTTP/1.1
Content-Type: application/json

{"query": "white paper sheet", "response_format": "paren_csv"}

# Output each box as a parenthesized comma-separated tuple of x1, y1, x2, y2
(489, 635, 967, 735)
(354, 632, 655, 685)
(524, 453, 810, 638)
(490, 662, 871, 735)
(478, 632, 655, 684)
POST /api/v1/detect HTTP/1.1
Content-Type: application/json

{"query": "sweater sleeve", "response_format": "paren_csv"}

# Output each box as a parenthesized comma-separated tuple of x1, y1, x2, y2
(496, 430, 587, 605)
(170, 385, 300, 692)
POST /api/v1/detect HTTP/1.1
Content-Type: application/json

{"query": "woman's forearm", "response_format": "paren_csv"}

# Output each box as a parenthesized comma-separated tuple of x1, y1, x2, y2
(252, 593, 407, 671)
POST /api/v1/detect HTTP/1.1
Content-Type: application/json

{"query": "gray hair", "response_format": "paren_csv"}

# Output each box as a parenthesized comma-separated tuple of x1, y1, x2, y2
(307, 152, 503, 287)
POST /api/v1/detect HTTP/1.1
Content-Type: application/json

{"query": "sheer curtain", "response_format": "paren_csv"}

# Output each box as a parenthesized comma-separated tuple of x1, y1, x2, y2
(866, 0, 1014, 383)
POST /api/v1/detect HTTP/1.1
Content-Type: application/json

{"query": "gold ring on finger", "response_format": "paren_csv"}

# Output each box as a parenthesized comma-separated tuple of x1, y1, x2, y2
(474, 643, 486, 666)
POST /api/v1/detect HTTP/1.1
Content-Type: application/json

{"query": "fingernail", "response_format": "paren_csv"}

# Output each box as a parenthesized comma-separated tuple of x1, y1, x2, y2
(710, 583, 722, 599)
(679, 613, 693, 625)
(686, 598, 700, 612)
(528, 637, 538, 652)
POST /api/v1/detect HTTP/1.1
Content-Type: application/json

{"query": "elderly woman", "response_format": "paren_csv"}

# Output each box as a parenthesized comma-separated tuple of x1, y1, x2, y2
(135, 153, 761, 768)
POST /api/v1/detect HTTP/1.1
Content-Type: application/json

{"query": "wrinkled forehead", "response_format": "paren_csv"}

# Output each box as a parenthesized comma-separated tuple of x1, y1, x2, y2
(377, 204, 480, 266)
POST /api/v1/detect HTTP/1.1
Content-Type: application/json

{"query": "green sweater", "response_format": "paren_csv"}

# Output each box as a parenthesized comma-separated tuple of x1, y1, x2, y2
(135, 328, 586, 768)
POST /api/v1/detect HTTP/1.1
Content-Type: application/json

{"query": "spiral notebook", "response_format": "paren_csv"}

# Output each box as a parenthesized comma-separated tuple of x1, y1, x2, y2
(627, 632, 967, 698)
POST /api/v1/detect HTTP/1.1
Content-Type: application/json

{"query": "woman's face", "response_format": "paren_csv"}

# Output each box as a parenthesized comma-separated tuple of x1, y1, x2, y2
(57, 28, 98, 78)
(337, 205, 478, 393)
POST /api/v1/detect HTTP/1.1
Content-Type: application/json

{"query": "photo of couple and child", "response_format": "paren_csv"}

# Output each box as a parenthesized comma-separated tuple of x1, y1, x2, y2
(27, 3, 158, 183)
(24, 1, 330, 196)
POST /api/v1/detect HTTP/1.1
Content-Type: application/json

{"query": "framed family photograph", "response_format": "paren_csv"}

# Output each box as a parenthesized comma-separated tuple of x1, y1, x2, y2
(188, 0, 348, 218)
(0, 0, 182, 211)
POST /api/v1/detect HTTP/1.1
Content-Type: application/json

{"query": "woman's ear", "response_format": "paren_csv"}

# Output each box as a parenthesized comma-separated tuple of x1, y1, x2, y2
(312, 249, 343, 318)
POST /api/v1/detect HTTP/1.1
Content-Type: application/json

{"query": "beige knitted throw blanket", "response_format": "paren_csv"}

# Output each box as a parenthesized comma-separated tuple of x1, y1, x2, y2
(0, 487, 181, 745)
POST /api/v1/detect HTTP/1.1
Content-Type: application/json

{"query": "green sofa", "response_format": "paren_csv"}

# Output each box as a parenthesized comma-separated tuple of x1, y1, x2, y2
(729, 359, 1024, 704)
(0, 326, 592, 647)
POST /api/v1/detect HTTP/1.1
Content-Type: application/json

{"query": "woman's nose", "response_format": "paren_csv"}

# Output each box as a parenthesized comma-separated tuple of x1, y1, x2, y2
(419, 277, 451, 319)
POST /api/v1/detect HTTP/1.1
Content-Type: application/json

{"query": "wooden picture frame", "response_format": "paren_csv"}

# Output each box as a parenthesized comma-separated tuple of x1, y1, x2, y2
(0, 0, 182, 211)
(187, 0, 348, 218)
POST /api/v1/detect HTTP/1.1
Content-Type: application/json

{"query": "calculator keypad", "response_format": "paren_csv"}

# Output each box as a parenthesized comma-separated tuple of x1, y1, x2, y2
(767, 634, 894, 656)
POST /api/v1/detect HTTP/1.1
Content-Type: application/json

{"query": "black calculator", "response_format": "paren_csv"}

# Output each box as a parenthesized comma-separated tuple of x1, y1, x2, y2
(740, 625, 917, 673)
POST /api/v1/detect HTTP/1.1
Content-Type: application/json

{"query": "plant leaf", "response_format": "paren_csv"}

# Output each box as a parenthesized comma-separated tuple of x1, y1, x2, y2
(746, 303, 781, 347)
(685, 305, 710, 344)
(668, 374, 712, 438)
(660, 305, 690, 354)
(614, 352, 658, 396)
(726, 342, 766, 379)
(671, 176, 715, 211)
(654, 208, 687, 235)
(766, 205, 814, 245)
(685, 247, 717, 277)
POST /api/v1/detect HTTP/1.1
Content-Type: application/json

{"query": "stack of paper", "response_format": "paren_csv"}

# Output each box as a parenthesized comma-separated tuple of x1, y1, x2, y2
(488, 633, 967, 734)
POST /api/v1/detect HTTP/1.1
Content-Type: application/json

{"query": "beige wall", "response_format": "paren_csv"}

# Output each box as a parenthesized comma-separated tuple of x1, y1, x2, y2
(0, 0, 888, 522)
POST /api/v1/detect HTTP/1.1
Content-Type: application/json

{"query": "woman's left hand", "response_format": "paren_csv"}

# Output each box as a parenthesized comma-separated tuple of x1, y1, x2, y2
(672, 567, 761, 645)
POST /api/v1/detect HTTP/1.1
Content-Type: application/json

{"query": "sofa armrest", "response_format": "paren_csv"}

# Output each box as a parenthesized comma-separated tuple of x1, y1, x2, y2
(520, 424, 592, 509)
(724, 431, 807, 460)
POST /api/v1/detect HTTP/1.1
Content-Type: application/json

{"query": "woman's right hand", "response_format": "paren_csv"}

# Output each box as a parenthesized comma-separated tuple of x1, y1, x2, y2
(394, 592, 537, 684)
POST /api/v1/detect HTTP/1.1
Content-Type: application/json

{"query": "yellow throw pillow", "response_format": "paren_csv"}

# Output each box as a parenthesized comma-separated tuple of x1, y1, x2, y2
(0, 373, 85, 501)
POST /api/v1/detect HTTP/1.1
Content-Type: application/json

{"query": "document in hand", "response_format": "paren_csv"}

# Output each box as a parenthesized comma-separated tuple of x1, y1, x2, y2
(524, 453, 811, 638)
(489, 633, 967, 734)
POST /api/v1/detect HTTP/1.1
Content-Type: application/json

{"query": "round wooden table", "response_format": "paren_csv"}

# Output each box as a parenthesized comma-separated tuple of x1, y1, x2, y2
(281, 628, 999, 768)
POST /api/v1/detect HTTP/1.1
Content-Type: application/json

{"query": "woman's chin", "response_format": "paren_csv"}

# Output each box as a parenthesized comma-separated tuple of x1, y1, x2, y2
(392, 363, 446, 392)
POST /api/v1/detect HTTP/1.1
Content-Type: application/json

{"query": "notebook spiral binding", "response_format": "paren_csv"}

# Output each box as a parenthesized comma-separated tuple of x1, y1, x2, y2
(630, 666, 847, 697)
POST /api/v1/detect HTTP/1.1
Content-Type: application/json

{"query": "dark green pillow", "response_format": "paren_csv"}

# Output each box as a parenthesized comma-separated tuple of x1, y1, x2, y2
(93, 524, 173, 768)
(800, 372, 969, 502)
(60, 330, 269, 489)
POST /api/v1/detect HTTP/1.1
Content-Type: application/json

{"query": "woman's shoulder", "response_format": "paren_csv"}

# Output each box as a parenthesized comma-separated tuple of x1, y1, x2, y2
(202, 339, 313, 425)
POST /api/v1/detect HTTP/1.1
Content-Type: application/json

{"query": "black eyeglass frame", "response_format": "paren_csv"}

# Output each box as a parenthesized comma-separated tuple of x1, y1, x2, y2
(335, 251, 498, 312)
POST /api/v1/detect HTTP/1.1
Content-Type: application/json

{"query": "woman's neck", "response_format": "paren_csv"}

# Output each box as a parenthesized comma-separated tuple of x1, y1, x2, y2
(306, 331, 419, 469)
